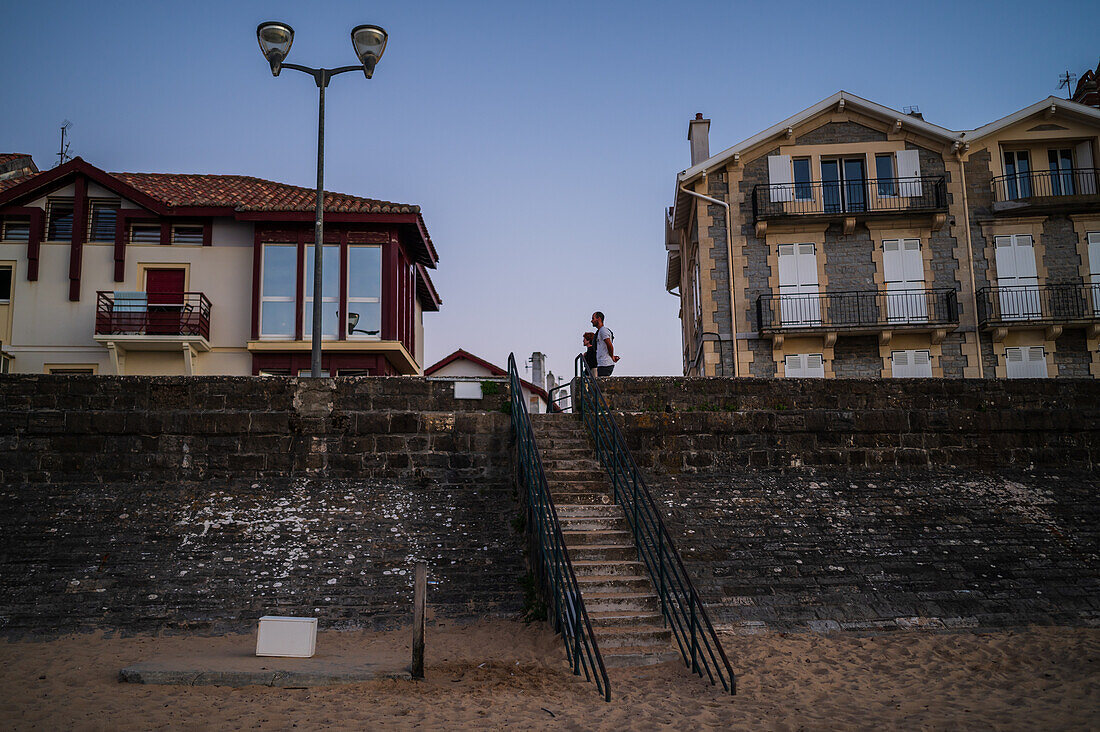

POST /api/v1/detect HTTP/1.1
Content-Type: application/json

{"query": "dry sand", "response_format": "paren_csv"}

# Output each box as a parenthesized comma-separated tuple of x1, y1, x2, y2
(1, 620, 1097, 730)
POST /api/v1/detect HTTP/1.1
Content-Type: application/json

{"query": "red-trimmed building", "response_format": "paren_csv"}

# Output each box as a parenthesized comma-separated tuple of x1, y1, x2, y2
(0, 156, 440, 376)
(425, 349, 553, 413)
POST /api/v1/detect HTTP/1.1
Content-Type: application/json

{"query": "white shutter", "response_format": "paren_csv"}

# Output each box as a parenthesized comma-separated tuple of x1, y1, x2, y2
(883, 239, 903, 282)
(1005, 346, 1047, 378)
(805, 354, 824, 377)
(1013, 235, 1037, 278)
(768, 155, 793, 202)
(784, 354, 803, 377)
(1026, 347, 1047, 377)
(911, 350, 932, 377)
(784, 353, 824, 378)
(1089, 232, 1100, 316)
(1076, 141, 1096, 195)
(777, 244, 797, 288)
(896, 149, 922, 196)
(902, 239, 924, 283)
(891, 350, 910, 377)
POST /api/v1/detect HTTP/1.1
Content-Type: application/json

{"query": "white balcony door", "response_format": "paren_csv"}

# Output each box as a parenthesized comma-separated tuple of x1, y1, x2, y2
(994, 234, 1040, 320)
(883, 238, 927, 323)
(777, 243, 820, 326)
(1089, 232, 1100, 316)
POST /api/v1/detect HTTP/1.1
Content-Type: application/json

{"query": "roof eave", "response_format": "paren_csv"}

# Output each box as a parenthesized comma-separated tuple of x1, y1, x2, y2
(962, 96, 1100, 142)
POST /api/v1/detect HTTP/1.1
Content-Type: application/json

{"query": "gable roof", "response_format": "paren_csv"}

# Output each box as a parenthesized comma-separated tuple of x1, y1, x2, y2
(424, 348, 550, 402)
(0, 157, 438, 267)
(961, 96, 1100, 142)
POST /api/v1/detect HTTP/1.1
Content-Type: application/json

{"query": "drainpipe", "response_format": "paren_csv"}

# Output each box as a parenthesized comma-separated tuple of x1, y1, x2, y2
(679, 179, 739, 378)
(953, 140, 985, 378)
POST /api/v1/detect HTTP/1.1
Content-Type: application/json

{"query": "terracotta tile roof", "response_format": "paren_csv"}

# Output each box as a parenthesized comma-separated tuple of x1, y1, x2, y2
(0, 175, 29, 193)
(0, 153, 32, 166)
(109, 172, 421, 214)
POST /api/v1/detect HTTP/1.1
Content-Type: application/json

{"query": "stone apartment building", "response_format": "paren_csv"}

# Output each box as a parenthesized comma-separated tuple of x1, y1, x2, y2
(0, 156, 440, 376)
(666, 91, 1100, 378)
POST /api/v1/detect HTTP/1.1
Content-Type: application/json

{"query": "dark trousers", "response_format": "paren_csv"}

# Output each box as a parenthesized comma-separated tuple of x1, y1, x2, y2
(596, 365, 615, 377)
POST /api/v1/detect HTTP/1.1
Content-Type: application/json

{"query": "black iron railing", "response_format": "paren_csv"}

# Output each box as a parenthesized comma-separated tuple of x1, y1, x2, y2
(976, 283, 1100, 326)
(95, 291, 211, 339)
(993, 168, 1100, 203)
(753, 176, 946, 223)
(507, 353, 609, 702)
(756, 288, 958, 334)
(573, 355, 735, 695)
(547, 381, 573, 413)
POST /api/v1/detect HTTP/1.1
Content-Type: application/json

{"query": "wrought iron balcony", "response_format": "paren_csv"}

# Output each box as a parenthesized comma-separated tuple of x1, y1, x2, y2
(753, 176, 947, 224)
(756, 288, 959, 335)
(976, 283, 1100, 327)
(992, 168, 1100, 209)
(95, 291, 211, 340)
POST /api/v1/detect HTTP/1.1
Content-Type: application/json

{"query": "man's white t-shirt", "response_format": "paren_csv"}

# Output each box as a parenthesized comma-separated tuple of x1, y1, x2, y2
(596, 325, 614, 367)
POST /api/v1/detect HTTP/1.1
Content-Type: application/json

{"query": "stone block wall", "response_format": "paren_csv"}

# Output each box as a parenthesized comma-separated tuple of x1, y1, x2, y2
(0, 375, 523, 635)
(599, 377, 1100, 470)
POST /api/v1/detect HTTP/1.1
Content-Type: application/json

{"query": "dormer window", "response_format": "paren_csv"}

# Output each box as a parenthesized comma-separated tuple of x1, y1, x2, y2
(1, 219, 30, 241)
(46, 198, 74, 241)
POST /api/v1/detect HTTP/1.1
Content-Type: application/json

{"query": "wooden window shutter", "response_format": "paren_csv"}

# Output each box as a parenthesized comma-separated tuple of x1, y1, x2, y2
(768, 155, 793, 202)
(895, 149, 922, 196)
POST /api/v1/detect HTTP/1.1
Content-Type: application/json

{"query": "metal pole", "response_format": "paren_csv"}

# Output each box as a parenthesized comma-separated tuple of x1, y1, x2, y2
(311, 78, 327, 378)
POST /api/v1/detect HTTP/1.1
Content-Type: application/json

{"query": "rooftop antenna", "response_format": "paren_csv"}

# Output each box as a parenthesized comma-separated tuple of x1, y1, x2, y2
(55, 120, 73, 167)
(1058, 71, 1077, 94)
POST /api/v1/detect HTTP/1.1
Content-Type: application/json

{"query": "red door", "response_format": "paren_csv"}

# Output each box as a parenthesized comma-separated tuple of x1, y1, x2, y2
(146, 269, 185, 334)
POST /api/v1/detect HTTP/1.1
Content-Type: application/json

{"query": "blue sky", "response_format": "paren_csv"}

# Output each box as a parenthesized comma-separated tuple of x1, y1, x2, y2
(2, 1, 1097, 379)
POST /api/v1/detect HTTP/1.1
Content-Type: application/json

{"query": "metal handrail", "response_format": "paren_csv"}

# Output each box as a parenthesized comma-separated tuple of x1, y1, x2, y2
(507, 353, 610, 702)
(756, 287, 959, 333)
(95, 290, 212, 339)
(573, 355, 736, 694)
(753, 175, 946, 222)
(992, 168, 1100, 202)
(547, 381, 573, 413)
(976, 282, 1100, 326)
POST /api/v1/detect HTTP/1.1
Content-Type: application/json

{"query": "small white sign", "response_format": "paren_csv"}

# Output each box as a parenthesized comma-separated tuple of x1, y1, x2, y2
(256, 616, 317, 658)
(454, 381, 483, 400)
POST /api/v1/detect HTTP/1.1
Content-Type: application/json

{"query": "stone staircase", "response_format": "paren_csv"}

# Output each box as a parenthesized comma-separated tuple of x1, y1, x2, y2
(531, 413, 678, 668)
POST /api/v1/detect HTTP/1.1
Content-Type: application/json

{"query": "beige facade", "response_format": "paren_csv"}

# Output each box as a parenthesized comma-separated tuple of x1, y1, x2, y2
(667, 92, 1100, 379)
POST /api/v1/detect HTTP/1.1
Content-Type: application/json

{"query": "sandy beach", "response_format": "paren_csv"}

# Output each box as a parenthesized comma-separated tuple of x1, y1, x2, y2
(1, 620, 1097, 730)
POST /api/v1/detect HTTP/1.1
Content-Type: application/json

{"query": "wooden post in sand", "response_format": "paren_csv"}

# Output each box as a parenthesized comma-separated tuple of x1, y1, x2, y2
(412, 563, 426, 679)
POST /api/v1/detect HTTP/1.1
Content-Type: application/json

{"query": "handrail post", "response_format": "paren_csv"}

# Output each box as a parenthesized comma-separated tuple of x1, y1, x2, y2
(658, 530, 666, 623)
(690, 591, 698, 674)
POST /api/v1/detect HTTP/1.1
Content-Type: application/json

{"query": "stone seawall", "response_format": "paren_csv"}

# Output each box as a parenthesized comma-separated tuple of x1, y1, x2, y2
(599, 378, 1100, 471)
(0, 376, 523, 635)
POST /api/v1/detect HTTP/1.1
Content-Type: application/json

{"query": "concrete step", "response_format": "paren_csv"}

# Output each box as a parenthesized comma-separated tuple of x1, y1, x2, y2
(536, 438, 591, 450)
(561, 530, 633, 547)
(600, 648, 682, 668)
(587, 610, 666, 628)
(541, 458, 602, 471)
(592, 626, 673, 649)
(538, 448, 595, 460)
(550, 491, 614, 506)
(555, 504, 622, 519)
(547, 480, 613, 492)
(569, 544, 637, 561)
(545, 468, 606, 482)
(575, 575, 653, 594)
(557, 516, 628, 532)
(582, 592, 659, 614)
(570, 559, 646, 577)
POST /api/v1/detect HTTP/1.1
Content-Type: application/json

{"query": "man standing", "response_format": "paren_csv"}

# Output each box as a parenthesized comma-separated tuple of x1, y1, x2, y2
(591, 311, 619, 377)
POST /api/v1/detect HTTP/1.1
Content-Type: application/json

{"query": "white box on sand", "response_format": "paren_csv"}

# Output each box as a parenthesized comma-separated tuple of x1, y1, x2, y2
(256, 616, 317, 658)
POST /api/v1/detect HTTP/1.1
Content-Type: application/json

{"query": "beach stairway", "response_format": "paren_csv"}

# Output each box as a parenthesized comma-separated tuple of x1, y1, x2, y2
(530, 413, 679, 668)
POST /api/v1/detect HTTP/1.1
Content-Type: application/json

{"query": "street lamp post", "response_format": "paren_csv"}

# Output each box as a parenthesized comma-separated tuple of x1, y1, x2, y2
(257, 22, 388, 378)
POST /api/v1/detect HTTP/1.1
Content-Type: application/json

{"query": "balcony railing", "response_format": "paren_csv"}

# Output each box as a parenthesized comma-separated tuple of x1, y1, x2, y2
(993, 168, 1100, 204)
(753, 176, 947, 223)
(95, 291, 211, 339)
(756, 288, 959, 334)
(976, 283, 1100, 327)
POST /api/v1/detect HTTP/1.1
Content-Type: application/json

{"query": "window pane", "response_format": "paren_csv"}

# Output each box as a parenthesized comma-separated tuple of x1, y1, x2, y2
(3, 220, 29, 241)
(876, 154, 896, 196)
(303, 300, 340, 337)
(47, 202, 74, 240)
(347, 301, 381, 335)
(0, 266, 11, 300)
(304, 245, 340, 299)
(131, 225, 160, 243)
(89, 203, 119, 241)
(348, 246, 382, 298)
(173, 226, 203, 245)
(261, 301, 295, 336)
(262, 245, 296, 298)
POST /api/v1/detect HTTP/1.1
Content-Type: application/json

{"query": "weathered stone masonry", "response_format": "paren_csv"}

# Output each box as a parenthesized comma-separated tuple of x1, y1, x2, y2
(0, 376, 523, 635)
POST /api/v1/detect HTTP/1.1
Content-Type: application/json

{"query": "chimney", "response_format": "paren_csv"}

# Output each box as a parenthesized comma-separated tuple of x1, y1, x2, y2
(530, 352, 545, 392)
(688, 113, 710, 166)
(903, 105, 923, 120)
(546, 370, 555, 393)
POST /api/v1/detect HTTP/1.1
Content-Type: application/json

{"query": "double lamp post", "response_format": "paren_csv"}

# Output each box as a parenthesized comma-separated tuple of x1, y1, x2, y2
(256, 21, 388, 378)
